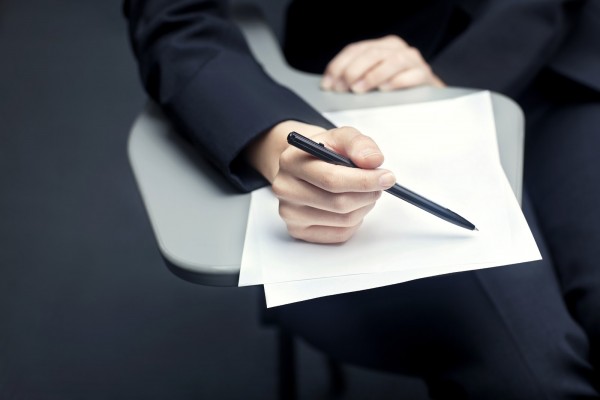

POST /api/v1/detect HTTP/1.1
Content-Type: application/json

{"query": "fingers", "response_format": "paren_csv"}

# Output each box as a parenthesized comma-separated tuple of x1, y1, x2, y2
(287, 126, 391, 174)
(377, 54, 445, 90)
(379, 67, 433, 91)
(351, 54, 411, 92)
(321, 40, 373, 92)
(281, 203, 375, 244)
(322, 36, 403, 91)
(321, 35, 444, 93)
(273, 175, 383, 213)
(288, 223, 362, 244)
(272, 170, 382, 243)
(272, 127, 395, 243)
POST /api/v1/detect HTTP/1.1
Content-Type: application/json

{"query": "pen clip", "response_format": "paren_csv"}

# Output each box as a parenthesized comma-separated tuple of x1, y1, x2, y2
(287, 131, 357, 167)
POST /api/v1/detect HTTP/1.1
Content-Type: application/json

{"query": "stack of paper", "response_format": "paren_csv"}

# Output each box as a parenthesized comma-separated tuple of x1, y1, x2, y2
(240, 92, 541, 307)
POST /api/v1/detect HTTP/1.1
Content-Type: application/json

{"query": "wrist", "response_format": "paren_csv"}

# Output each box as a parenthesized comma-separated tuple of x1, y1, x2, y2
(245, 120, 326, 183)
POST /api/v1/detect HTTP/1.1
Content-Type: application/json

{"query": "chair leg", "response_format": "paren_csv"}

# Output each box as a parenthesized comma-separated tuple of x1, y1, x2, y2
(327, 357, 346, 397)
(278, 329, 297, 400)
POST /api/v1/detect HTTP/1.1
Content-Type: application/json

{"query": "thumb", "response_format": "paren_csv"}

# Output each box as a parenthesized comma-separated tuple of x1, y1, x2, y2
(327, 126, 385, 169)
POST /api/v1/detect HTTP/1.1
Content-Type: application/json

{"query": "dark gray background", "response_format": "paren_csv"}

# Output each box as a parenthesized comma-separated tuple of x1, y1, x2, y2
(0, 1, 426, 398)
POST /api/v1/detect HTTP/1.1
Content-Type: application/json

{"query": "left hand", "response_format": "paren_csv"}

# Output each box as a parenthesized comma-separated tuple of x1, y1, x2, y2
(320, 35, 445, 93)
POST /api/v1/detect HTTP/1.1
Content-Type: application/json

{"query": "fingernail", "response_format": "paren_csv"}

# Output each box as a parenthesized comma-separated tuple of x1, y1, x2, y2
(351, 79, 367, 93)
(379, 172, 396, 188)
(321, 75, 333, 90)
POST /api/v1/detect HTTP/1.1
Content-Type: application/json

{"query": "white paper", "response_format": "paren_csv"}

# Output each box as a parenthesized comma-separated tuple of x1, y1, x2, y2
(239, 92, 541, 306)
(263, 178, 540, 307)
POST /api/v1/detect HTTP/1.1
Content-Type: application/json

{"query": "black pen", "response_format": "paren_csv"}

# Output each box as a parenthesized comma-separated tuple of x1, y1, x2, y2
(287, 131, 477, 231)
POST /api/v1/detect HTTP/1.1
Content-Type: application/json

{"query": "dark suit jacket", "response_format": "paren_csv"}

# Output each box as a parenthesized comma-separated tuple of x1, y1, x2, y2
(124, 0, 598, 192)
(546, 0, 600, 92)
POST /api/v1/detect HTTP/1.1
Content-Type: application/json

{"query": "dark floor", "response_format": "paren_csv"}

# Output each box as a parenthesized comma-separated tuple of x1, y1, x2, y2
(0, 1, 428, 398)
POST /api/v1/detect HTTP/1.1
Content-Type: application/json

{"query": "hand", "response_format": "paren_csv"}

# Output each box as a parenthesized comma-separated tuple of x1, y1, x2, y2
(320, 35, 445, 94)
(246, 122, 396, 243)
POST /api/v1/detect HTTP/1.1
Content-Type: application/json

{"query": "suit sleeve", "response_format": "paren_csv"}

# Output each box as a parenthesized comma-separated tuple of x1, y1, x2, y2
(432, 0, 584, 97)
(124, 0, 333, 192)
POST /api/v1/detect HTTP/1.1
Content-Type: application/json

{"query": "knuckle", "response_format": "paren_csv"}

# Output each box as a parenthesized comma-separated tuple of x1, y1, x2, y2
(362, 72, 375, 87)
(335, 211, 353, 227)
(271, 179, 283, 196)
(335, 230, 353, 243)
(350, 133, 374, 151)
(363, 71, 380, 87)
(271, 179, 288, 199)
(326, 227, 351, 244)
(391, 73, 406, 87)
(337, 125, 361, 138)
(335, 226, 358, 243)
(394, 36, 408, 48)
(393, 51, 407, 64)
(343, 69, 360, 84)
(339, 210, 362, 227)
(331, 195, 349, 213)
(384, 34, 401, 44)
(279, 148, 294, 168)
(345, 42, 360, 52)
(359, 173, 376, 191)
(278, 202, 291, 219)
(287, 225, 305, 240)
(409, 46, 423, 60)
(366, 46, 384, 58)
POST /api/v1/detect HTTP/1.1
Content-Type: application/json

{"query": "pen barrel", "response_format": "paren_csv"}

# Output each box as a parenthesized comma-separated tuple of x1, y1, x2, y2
(287, 131, 476, 231)
(287, 131, 357, 167)
(386, 184, 475, 230)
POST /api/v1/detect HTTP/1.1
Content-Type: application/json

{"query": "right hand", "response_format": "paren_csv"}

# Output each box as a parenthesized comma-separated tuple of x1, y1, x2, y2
(246, 122, 396, 243)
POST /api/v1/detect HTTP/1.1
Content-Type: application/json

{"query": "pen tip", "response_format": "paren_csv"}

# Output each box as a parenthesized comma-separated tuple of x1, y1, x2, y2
(473, 227, 479, 231)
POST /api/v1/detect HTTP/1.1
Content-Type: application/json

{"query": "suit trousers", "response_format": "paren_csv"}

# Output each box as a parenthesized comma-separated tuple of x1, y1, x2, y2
(524, 72, 600, 384)
(275, 74, 600, 397)
(274, 196, 599, 399)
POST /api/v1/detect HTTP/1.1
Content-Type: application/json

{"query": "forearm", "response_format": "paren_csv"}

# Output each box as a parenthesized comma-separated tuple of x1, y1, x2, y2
(124, 0, 333, 191)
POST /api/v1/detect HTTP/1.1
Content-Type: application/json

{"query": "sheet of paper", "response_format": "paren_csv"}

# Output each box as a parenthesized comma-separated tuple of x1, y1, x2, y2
(263, 177, 540, 307)
(239, 92, 540, 306)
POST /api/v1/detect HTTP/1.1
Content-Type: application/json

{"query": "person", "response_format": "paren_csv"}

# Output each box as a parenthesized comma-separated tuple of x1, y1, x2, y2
(124, 0, 600, 397)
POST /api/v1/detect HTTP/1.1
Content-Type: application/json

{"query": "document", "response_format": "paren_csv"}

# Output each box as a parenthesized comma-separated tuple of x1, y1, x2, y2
(239, 92, 541, 307)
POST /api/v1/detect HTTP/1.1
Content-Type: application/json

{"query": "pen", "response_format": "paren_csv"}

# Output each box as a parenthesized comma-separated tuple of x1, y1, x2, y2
(287, 131, 477, 231)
